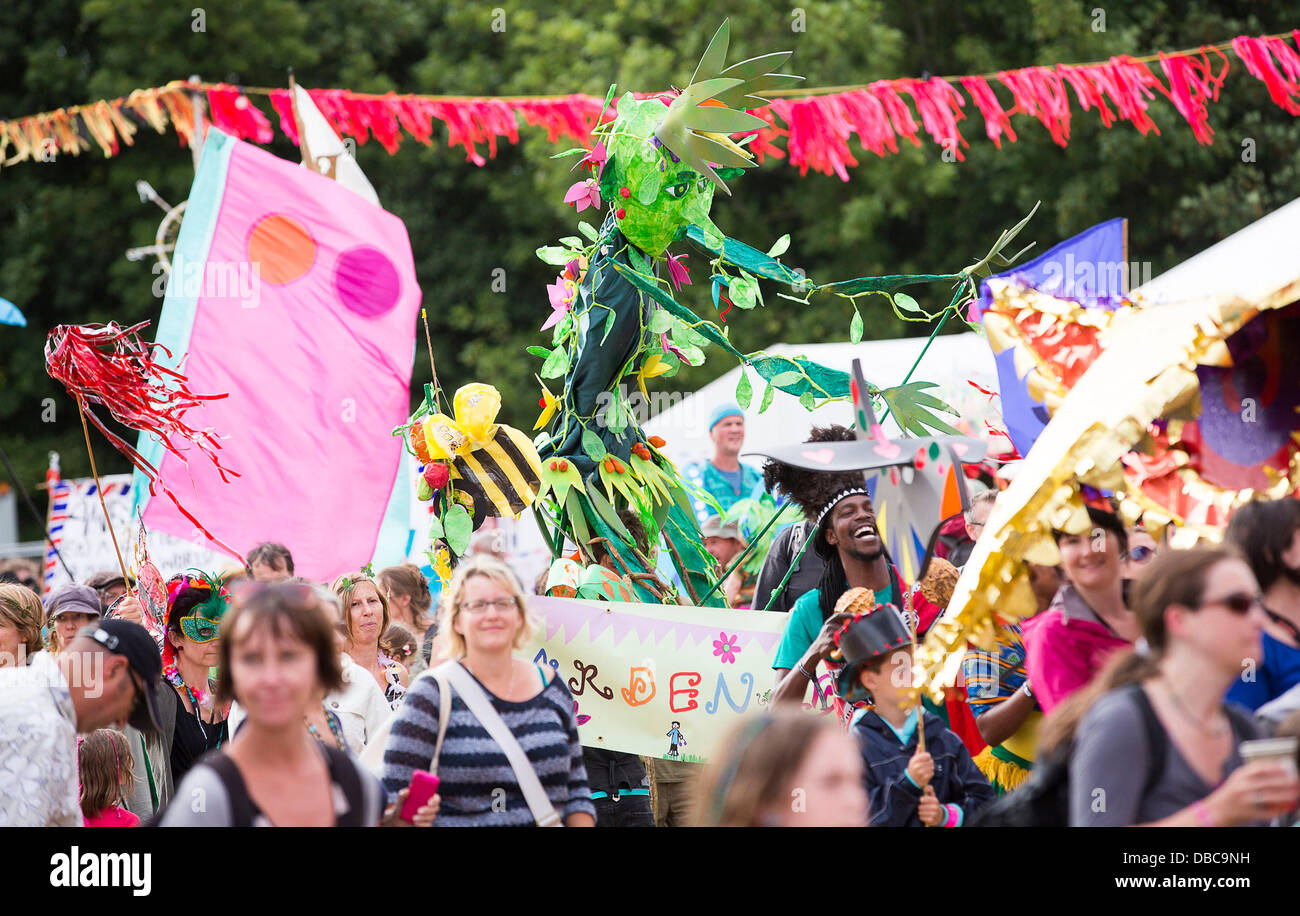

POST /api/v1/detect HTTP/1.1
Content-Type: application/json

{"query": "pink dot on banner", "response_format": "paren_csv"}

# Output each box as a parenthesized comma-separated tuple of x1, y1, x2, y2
(335, 246, 400, 318)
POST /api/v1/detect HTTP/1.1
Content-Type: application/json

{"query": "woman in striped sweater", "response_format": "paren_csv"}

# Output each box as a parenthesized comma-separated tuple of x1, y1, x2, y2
(380, 556, 595, 827)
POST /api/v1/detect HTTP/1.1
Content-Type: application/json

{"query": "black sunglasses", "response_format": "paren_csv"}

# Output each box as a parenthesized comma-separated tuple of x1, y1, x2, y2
(1200, 592, 1264, 615)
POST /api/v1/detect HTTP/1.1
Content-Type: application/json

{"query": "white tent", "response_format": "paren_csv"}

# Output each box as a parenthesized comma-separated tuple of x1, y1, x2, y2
(643, 331, 1003, 471)
(1133, 196, 1300, 304)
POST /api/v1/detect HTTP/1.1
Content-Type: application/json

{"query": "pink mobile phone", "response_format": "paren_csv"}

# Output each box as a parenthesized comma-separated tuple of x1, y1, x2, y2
(400, 771, 440, 822)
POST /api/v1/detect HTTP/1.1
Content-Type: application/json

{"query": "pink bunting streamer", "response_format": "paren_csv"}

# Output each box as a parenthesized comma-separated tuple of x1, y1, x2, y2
(1158, 49, 1230, 144)
(998, 66, 1072, 146)
(898, 77, 968, 159)
(267, 89, 298, 145)
(1060, 58, 1164, 136)
(868, 80, 923, 147)
(15, 31, 1300, 180)
(959, 75, 1017, 147)
(1231, 33, 1300, 115)
(205, 84, 273, 144)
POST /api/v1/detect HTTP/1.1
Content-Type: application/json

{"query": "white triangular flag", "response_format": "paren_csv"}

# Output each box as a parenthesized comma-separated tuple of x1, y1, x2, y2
(293, 84, 380, 206)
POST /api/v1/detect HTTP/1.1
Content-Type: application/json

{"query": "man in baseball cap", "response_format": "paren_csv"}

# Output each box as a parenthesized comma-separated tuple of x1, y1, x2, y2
(0, 618, 162, 825)
(44, 583, 102, 654)
(76, 619, 165, 735)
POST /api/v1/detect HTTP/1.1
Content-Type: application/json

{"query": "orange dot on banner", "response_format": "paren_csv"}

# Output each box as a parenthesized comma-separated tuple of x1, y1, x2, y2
(247, 214, 316, 285)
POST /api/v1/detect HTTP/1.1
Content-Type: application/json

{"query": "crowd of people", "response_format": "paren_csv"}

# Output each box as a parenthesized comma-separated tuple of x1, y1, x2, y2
(2, 405, 1300, 828)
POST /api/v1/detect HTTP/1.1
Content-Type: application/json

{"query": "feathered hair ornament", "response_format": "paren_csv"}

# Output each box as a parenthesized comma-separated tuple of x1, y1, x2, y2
(161, 570, 232, 670)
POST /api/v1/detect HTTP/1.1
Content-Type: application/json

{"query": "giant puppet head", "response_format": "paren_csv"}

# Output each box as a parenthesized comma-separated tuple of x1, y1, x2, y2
(592, 21, 800, 257)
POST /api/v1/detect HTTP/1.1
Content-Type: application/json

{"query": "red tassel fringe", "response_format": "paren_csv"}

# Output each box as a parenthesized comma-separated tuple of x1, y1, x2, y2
(1232, 33, 1300, 115)
(39, 31, 1300, 182)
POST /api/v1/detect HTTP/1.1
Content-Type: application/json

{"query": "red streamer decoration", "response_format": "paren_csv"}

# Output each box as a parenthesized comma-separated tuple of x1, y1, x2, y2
(1158, 48, 1230, 144)
(8, 31, 1300, 180)
(1231, 33, 1300, 114)
(959, 75, 1017, 148)
(45, 322, 243, 560)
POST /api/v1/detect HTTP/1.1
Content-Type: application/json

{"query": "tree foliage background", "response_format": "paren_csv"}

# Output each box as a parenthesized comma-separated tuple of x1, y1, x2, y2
(2, 0, 1298, 541)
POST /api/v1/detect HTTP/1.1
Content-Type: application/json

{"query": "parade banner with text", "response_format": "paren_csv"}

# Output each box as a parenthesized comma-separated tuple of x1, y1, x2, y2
(525, 596, 792, 762)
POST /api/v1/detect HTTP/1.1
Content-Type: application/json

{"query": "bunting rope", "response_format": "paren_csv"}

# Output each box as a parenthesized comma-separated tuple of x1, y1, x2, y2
(3, 30, 1299, 179)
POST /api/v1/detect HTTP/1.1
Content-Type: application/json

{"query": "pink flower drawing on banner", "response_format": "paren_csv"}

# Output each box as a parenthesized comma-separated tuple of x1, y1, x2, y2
(713, 632, 742, 664)
(573, 700, 591, 726)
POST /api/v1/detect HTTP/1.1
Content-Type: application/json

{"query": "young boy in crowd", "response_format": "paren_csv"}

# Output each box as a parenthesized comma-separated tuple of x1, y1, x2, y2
(835, 593, 994, 827)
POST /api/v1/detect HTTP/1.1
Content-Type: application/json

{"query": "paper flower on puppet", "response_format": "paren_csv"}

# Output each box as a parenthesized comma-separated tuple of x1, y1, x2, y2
(401, 382, 543, 560)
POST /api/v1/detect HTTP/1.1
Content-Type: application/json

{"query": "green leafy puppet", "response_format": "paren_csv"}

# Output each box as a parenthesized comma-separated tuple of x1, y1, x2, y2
(530, 21, 1033, 607)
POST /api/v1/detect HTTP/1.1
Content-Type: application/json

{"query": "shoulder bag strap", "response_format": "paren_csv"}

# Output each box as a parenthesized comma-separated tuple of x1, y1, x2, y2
(1130, 684, 1168, 799)
(439, 661, 563, 827)
(324, 745, 367, 827)
(358, 666, 451, 777)
(203, 753, 256, 827)
(429, 667, 452, 774)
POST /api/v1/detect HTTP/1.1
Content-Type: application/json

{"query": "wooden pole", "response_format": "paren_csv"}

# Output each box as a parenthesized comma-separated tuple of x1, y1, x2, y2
(287, 69, 315, 170)
(75, 397, 133, 597)
(420, 308, 446, 414)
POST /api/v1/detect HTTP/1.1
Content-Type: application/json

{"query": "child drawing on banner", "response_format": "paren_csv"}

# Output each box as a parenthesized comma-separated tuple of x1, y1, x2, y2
(666, 722, 686, 758)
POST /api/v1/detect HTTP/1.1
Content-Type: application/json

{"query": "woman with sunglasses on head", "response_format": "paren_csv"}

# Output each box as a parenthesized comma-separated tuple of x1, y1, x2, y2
(333, 572, 409, 710)
(381, 555, 595, 826)
(1053, 547, 1300, 826)
(160, 582, 435, 826)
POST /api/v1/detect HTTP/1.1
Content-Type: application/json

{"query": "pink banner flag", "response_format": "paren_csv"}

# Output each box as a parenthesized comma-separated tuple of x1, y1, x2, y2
(137, 129, 420, 580)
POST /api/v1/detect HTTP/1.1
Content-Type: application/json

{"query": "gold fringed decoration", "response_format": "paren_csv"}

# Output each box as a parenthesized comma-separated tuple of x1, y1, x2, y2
(158, 86, 197, 148)
(105, 99, 138, 149)
(973, 746, 1032, 793)
(2, 121, 28, 165)
(126, 87, 171, 134)
(79, 104, 118, 157)
(919, 272, 1300, 703)
(51, 109, 90, 157)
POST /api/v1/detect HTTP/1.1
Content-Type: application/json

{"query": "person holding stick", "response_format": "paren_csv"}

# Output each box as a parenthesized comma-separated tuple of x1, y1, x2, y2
(836, 595, 993, 827)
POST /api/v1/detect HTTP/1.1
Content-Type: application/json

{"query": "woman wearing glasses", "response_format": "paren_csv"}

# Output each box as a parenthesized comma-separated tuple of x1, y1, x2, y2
(1223, 500, 1300, 711)
(1051, 547, 1300, 826)
(381, 555, 595, 826)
